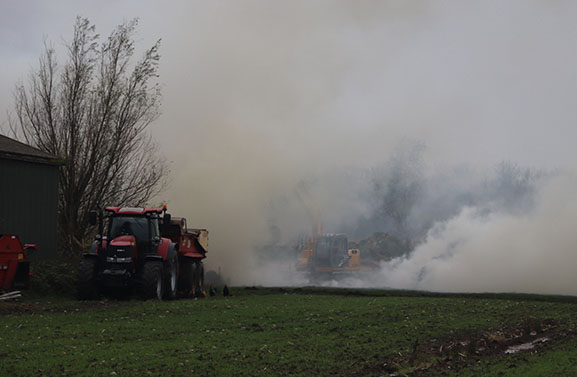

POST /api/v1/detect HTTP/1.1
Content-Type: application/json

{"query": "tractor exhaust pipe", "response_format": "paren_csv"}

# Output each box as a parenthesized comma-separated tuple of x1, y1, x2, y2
(88, 208, 105, 254)
(98, 207, 104, 238)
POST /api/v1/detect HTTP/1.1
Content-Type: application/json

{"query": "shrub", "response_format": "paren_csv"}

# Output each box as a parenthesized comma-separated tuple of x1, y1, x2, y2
(29, 258, 77, 297)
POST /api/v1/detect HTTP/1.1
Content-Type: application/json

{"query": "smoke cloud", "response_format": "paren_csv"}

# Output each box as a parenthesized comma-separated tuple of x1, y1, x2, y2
(2, 2, 577, 293)
(253, 152, 577, 296)
(378, 174, 577, 295)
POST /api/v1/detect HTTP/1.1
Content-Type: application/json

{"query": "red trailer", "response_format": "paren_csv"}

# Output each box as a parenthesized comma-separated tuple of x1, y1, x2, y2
(162, 217, 208, 297)
(0, 234, 38, 291)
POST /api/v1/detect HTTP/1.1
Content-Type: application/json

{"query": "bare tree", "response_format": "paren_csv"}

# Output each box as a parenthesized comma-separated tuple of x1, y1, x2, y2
(371, 140, 425, 239)
(11, 17, 166, 254)
(483, 161, 540, 214)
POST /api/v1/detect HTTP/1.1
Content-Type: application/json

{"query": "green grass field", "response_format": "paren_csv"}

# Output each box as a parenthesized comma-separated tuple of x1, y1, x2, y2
(1, 288, 577, 376)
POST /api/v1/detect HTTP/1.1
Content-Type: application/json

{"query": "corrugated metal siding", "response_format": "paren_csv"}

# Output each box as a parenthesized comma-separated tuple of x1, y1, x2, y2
(0, 158, 59, 256)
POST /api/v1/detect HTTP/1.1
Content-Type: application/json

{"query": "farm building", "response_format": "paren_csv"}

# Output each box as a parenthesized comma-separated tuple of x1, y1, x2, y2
(0, 135, 61, 255)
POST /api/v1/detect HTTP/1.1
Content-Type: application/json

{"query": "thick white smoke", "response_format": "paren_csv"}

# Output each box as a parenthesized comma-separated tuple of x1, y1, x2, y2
(253, 158, 577, 296)
(379, 174, 577, 295)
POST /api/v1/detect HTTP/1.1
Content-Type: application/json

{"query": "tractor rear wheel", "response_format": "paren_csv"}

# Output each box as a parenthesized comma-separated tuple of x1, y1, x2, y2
(140, 261, 163, 300)
(77, 258, 99, 300)
(163, 252, 178, 300)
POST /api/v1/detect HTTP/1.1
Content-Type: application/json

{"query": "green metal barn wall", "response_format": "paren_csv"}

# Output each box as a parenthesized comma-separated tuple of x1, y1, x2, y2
(0, 158, 59, 256)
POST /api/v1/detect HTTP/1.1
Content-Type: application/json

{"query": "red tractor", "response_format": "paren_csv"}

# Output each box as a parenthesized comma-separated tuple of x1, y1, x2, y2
(77, 206, 208, 300)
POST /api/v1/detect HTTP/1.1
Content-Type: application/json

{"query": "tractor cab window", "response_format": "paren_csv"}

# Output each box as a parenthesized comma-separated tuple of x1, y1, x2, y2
(149, 216, 159, 239)
(109, 216, 149, 243)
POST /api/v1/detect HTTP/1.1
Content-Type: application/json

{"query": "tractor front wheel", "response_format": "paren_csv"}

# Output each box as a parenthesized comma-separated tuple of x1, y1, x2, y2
(140, 261, 163, 300)
(77, 258, 99, 300)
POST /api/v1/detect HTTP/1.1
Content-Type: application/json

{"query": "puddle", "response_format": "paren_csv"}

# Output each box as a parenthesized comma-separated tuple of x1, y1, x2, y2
(505, 337, 549, 354)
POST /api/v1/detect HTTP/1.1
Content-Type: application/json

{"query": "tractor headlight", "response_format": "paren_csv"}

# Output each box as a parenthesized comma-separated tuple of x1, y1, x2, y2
(106, 257, 132, 263)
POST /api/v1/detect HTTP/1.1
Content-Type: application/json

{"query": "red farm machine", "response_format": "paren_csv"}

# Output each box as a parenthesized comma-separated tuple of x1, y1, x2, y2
(0, 234, 38, 292)
(77, 206, 208, 300)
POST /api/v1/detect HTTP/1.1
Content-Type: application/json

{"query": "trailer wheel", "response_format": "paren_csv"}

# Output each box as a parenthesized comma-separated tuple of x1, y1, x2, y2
(178, 260, 195, 296)
(163, 251, 178, 300)
(77, 258, 99, 300)
(193, 262, 205, 297)
(141, 261, 163, 300)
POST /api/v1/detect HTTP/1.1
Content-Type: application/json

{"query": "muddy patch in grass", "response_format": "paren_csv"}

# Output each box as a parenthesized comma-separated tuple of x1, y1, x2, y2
(360, 318, 574, 377)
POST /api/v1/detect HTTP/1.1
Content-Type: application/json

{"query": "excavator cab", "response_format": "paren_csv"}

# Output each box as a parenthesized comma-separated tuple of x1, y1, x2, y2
(314, 234, 348, 268)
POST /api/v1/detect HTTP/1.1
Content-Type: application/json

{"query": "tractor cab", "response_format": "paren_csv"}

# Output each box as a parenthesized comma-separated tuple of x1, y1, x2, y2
(85, 206, 173, 289)
(88, 207, 171, 257)
(107, 209, 161, 257)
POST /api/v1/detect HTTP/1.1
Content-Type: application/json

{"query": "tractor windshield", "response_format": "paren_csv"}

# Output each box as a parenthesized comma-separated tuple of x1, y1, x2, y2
(109, 216, 152, 242)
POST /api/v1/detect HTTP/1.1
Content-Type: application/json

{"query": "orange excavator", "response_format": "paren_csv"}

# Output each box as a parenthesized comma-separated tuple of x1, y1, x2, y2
(294, 183, 376, 277)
